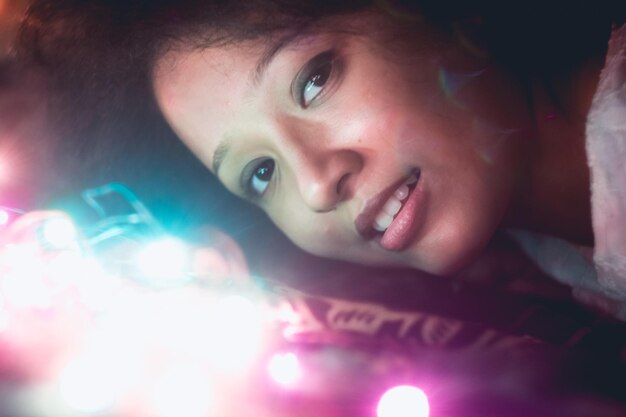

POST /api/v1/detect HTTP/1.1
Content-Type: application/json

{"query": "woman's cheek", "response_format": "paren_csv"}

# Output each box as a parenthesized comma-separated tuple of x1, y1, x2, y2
(273, 213, 343, 258)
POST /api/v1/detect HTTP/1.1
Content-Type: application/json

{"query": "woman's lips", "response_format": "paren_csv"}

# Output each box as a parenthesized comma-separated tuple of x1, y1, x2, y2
(354, 170, 421, 242)
(378, 176, 425, 251)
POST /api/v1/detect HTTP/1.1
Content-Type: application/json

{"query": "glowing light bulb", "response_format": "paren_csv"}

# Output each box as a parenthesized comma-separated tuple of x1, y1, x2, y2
(1, 247, 52, 309)
(58, 343, 140, 414)
(40, 217, 77, 250)
(204, 294, 265, 372)
(0, 157, 9, 184)
(268, 352, 302, 386)
(0, 297, 9, 332)
(136, 237, 189, 281)
(148, 366, 215, 417)
(58, 356, 123, 413)
(377, 386, 430, 417)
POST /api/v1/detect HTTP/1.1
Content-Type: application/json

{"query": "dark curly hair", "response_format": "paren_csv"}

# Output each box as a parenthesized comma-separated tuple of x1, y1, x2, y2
(17, 0, 625, 86)
(11, 0, 626, 228)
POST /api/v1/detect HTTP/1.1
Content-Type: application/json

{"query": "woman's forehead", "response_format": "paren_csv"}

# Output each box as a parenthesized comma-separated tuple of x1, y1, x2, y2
(152, 31, 342, 158)
(154, 42, 260, 99)
(152, 44, 264, 161)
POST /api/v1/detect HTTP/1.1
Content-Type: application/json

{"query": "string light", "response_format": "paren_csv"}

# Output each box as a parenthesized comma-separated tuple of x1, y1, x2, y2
(2, 186, 442, 417)
(1, 244, 52, 309)
(135, 237, 190, 283)
(0, 296, 8, 332)
(0, 188, 279, 416)
(39, 217, 78, 250)
(0, 154, 9, 187)
(203, 294, 267, 373)
(268, 352, 302, 387)
(58, 353, 129, 414)
(377, 386, 430, 417)
(0, 208, 9, 226)
(147, 365, 216, 417)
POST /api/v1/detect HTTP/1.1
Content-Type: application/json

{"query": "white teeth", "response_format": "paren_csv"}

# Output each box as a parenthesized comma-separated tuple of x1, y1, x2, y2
(383, 198, 402, 216)
(373, 173, 419, 233)
(394, 184, 409, 200)
(373, 212, 394, 232)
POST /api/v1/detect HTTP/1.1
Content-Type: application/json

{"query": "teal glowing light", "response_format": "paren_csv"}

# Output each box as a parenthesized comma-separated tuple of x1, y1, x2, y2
(438, 67, 486, 106)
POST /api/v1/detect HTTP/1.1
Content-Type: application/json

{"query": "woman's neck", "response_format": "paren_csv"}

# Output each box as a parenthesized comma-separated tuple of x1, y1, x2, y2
(505, 57, 605, 245)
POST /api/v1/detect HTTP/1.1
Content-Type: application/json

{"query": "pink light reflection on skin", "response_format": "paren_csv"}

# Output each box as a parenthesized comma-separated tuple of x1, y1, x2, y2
(377, 385, 430, 417)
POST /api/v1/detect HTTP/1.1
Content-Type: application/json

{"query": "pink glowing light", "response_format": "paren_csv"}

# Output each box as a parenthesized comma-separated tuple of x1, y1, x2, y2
(268, 352, 302, 386)
(377, 385, 429, 417)
(0, 209, 9, 226)
(0, 157, 8, 181)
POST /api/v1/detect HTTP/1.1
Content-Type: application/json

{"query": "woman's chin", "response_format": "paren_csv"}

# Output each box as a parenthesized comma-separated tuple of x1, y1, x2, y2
(402, 238, 490, 277)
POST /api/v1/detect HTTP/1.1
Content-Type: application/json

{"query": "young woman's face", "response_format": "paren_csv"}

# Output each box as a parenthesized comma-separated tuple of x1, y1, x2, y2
(153, 15, 532, 274)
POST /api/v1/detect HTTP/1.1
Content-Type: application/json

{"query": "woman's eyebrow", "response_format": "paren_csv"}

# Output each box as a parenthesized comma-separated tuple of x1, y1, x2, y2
(253, 32, 302, 86)
(213, 138, 231, 175)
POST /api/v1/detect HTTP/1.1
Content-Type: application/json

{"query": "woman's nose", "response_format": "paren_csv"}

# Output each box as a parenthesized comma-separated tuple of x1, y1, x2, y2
(296, 149, 363, 213)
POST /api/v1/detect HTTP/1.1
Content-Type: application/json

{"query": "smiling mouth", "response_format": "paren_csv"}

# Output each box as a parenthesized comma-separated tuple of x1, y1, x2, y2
(372, 173, 419, 233)
(354, 169, 422, 243)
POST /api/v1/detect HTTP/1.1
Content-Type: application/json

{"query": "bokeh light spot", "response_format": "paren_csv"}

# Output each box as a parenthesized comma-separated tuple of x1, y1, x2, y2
(148, 366, 215, 417)
(204, 294, 265, 372)
(268, 352, 302, 386)
(0, 209, 9, 226)
(136, 237, 189, 281)
(0, 297, 9, 332)
(58, 356, 123, 414)
(40, 217, 77, 250)
(377, 385, 429, 417)
(1, 250, 52, 308)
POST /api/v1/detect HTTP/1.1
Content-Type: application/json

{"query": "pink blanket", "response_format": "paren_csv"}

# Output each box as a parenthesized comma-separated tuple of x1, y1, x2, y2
(510, 24, 626, 319)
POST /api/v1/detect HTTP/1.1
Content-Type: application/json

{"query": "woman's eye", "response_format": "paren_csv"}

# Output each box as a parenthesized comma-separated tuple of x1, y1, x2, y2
(243, 159, 275, 198)
(293, 50, 337, 108)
